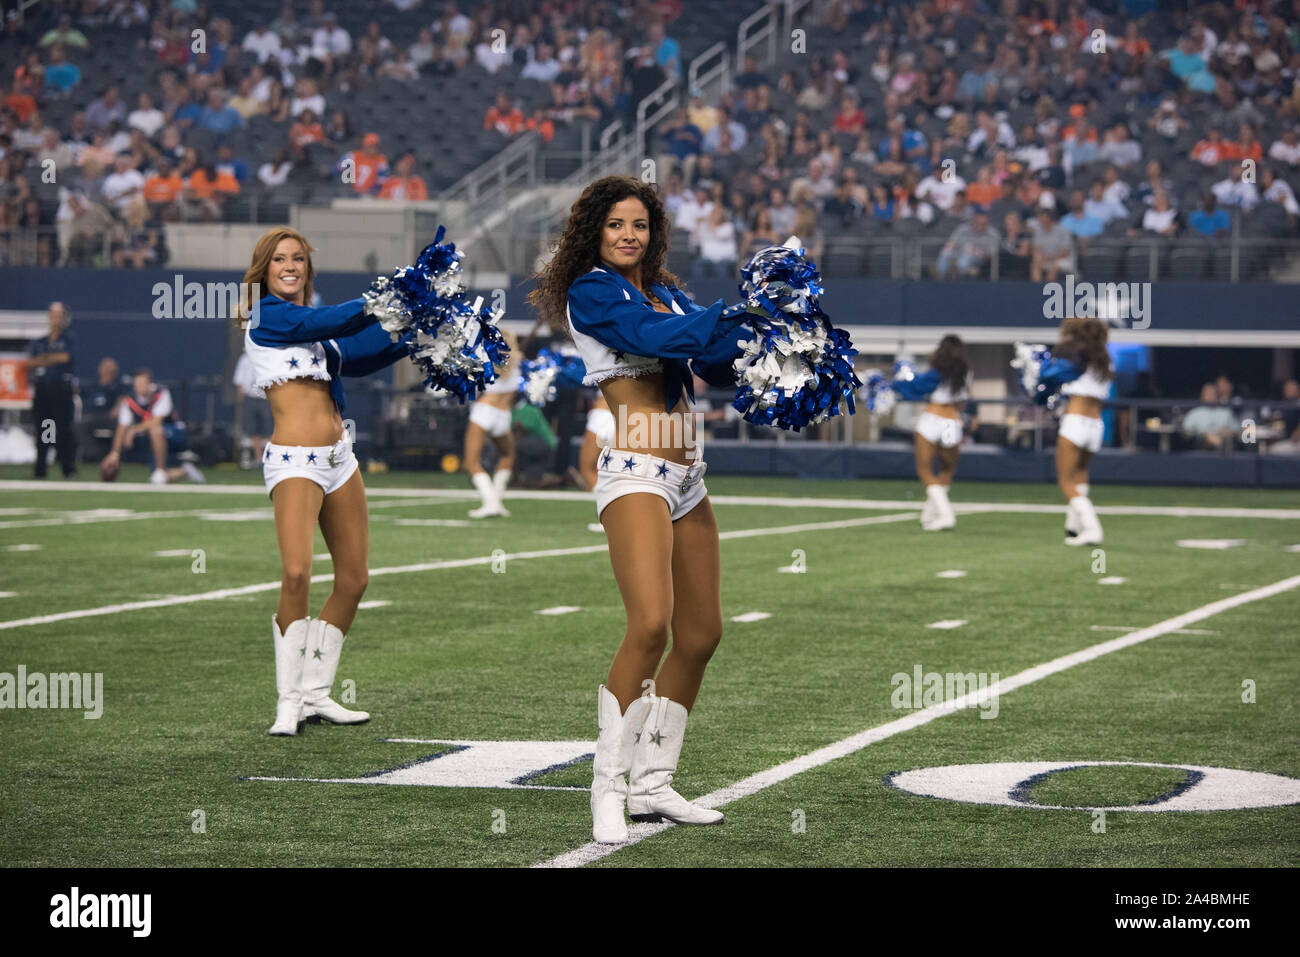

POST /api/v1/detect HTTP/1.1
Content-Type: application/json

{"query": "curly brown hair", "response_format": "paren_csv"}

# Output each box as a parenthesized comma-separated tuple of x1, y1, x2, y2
(930, 334, 969, 393)
(527, 175, 683, 331)
(1055, 317, 1111, 378)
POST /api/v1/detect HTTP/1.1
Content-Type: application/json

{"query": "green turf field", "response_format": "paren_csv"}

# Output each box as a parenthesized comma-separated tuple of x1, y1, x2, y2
(1, 468, 1297, 867)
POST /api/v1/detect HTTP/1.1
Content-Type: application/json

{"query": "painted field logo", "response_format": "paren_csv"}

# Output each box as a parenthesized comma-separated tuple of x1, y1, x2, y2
(890, 665, 999, 718)
(245, 738, 594, 790)
(0, 666, 103, 719)
(1042, 274, 1150, 329)
(884, 761, 1300, 811)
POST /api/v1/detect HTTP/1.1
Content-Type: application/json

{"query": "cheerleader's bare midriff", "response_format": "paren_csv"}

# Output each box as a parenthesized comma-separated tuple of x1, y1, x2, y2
(598, 372, 700, 467)
(266, 377, 345, 447)
(1065, 394, 1103, 418)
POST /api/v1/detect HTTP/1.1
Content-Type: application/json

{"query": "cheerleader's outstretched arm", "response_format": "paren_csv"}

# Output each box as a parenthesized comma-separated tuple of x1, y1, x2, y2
(568, 271, 744, 359)
(1039, 357, 1083, 391)
(250, 296, 375, 346)
(890, 369, 942, 401)
(323, 321, 413, 378)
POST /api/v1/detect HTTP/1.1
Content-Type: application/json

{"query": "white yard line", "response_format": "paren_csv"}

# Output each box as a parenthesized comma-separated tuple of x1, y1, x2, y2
(0, 512, 917, 631)
(3, 479, 1299, 519)
(536, 573, 1300, 868)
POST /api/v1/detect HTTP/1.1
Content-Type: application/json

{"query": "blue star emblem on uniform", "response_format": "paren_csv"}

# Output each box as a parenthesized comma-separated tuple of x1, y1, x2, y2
(622, 456, 636, 471)
(310, 356, 320, 366)
(306, 452, 317, 463)
(287, 357, 299, 368)
(264, 448, 270, 460)
(600, 451, 612, 468)
(613, 350, 626, 362)
(281, 452, 291, 462)
(656, 463, 669, 477)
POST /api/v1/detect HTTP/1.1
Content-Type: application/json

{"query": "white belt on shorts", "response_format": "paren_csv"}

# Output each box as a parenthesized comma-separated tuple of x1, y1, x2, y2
(263, 435, 352, 468)
(596, 447, 706, 493)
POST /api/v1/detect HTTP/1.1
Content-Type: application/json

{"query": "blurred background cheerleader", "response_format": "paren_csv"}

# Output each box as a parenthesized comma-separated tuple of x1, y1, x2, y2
(463, 328, 520, 518)
(891, 335, 971, 531)
(1045, 318, 1113, 545)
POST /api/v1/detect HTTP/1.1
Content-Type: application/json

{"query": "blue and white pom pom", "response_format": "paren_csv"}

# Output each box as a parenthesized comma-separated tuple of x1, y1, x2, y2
(517, 348, 587, 406)
(1010, 341, 1060, 409)
(728, 236, 861, 431)
(860, 371, 897, 415)
(363, 225, 509, 402)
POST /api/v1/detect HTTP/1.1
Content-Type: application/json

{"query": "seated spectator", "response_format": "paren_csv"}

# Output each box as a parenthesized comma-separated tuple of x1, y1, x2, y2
(182, 163, 240, 221)
(793, 202, 823, 263)
(78, 357, 128, 461)
(103, 368, 203, 484)
(672, 186, 711, 234)
(128, 92, 166, 136)
(1181, 383, 1237, 450)
(832, 94, 866, 135)
(379, 47, 419, 81)
(1268, 128, 1300, 168)
(196, 90, 242, 136)
(878, 114, 926, 164)
(768, 188, 797, 236)
(101, 153, 146, 215)
(1187, 193, 1231, 237)
(1098, 123, 1141, 168)
(40, 14, 90, 50)
(1134, 160, 1174, 207)
(937, 208, 1000, 279)
(789, 158, 837, 208)
(916, 164, 967, 213)
(43, 45, 81, 95)
(258, 150, 293, 190)
(1084, 179, 1127, 224)
(35, 127, 76, 173)
(289, 78, 326, 119)
(109, 201, 166, 268)
(215, 144, 249, 186)
(228, 78, 266, 120)
(324, 110, 353, 145)
(378, 152, 428, 200)
(242, 24, 285, 64)
(525, 108, 556, 144)
(522, 41, 560, 83)
(741, 207, 777, 256)
(1062, 118, 1099, 169)
(5, 81, 37, 125)
(1231, 124, 1264, 164)
(870, 183, 896, 223)
(1133, 189, 1179, 236)
(56, 190, 114, 266)
(692, 205, 738, 279)
(483, 92, 525, 137)
(849, 132, 876, 168)
(822, 181, 863, 228)
(1212, 167, 1261, 210)
(87, 86, 126, 133)
(1267, 379, 1300, 455)
(1032, 146, 1066, 190)
(289, 109, 325, 157)
(1060, 190, 1104, 244)
(1147, 95, 1188, 139)
(1029, 206, 1074, 281)
(1001, 210, 1032, 275)
(1260, 167, 1300, 223)
(1192, 129, 1236, 166)
(143, 159, 184, 221)
(656, 109, 702, 183)
(337, 133, 388, 195)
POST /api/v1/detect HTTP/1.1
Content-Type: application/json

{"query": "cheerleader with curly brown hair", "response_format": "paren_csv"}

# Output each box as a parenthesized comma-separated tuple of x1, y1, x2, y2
(529, 176, 749, 843)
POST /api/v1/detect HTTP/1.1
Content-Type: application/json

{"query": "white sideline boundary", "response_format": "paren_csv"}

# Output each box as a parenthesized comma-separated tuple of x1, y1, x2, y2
(0, 512, 919, 631)
(535, 573, 1300, 868)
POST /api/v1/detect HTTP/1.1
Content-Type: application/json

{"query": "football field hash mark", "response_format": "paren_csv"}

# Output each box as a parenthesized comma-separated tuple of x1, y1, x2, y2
(1098, 576, 1127, 585)
(1177, 539, 1247, 549)
(5, 544, 42, 551)
(731, 612, 772, 623)
(926, 619, 967, 629)
(537, 573, 1300, 868)
(537, 606, 581, 616)
(153, 549, 192, 557)
(936, 570, 967, 578)
(357, 600, 391, 609)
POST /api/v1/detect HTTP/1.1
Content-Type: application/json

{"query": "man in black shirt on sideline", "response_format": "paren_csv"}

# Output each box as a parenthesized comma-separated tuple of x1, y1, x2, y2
(78, 356, 128, 463)
(26, 302, 77, 479)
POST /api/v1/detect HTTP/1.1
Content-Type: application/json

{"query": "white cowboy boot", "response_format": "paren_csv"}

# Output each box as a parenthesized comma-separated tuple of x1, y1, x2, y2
(627, 695, 723, 826)
(591, 686, 652, 844)
(1064, 483, 1087, 541)
(925, 483, 956, 531)
(268, 615, 308, 736)
(1066, 494, 1103, 546)
(468, 471, 509, 518)
(300, 618, 370, 724)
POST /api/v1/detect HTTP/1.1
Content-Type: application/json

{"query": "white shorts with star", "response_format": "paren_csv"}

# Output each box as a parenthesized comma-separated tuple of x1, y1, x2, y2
(593, 447, 708, 522)
(262, 434, 358, 497)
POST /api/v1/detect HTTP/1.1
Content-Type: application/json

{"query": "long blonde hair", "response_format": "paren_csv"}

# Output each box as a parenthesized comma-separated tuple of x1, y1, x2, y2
(239, 226, 316, 323)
